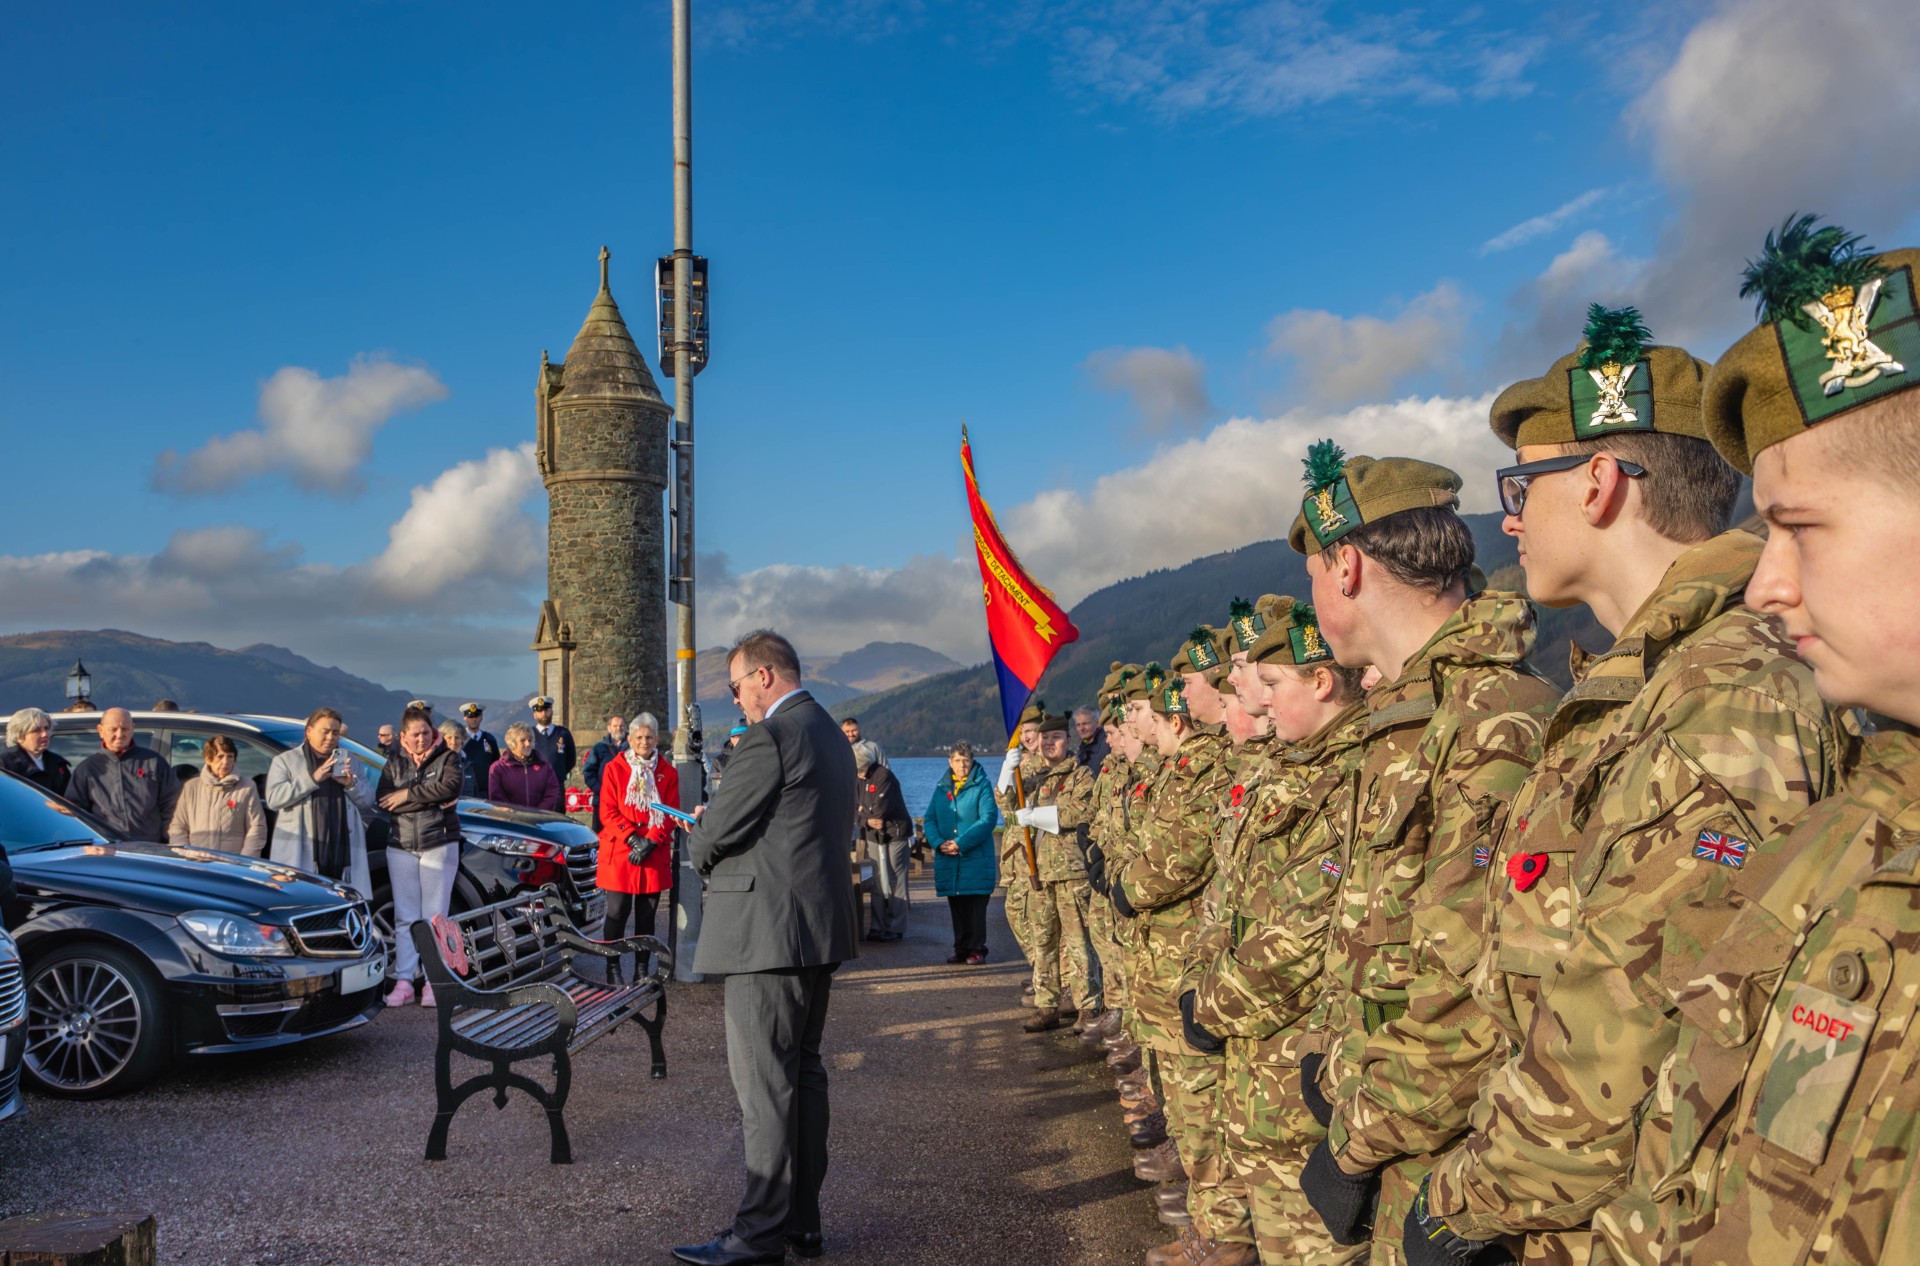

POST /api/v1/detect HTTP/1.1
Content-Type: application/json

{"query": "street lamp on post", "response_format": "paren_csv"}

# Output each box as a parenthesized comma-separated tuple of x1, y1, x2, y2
(656, 255, 709, 377)
(65, 659, 92, 710)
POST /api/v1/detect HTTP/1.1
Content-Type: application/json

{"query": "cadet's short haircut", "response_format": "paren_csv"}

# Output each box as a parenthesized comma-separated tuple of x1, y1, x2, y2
(1343, 506, 1475, 596)
(1816, 390, 1920, 489)
(1550, 431, 1742, 543)
(729, 629, 802, 682)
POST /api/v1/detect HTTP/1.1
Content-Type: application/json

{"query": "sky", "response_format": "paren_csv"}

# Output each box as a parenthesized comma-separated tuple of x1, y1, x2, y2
(3, 0, 1917, 697)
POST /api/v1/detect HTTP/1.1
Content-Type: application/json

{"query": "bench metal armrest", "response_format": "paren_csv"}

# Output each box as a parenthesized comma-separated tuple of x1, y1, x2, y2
(434, 975, 580, 1033)
(554, 928, 674, 985)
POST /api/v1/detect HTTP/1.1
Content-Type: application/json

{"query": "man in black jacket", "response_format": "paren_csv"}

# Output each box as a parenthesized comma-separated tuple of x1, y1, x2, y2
(67, 708, 179, 841)
(528, 695, 576, 786)
(458, 703, 499, 797)
(673, 630, 859, 1266)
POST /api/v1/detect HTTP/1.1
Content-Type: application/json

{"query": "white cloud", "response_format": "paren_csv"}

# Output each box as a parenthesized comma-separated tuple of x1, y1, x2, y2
(1491, 231, 1651, 377)
(0, 445, 545, 691)
(153, 356, 448, 496)
(1267, 284, 1469, 406)
(1083, 344, 1215, 433)
(1481, 187, 1614, 255)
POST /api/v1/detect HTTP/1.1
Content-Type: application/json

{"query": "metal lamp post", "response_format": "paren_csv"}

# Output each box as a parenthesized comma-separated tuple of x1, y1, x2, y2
(64, 659, 92, 711)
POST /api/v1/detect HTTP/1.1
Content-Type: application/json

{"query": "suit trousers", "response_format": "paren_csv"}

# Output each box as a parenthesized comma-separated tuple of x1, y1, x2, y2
(723, 964, 837, 1251)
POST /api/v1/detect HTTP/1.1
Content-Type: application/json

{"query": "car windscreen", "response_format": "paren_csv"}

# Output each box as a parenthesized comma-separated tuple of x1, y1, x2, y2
(0, 772, 114, 854)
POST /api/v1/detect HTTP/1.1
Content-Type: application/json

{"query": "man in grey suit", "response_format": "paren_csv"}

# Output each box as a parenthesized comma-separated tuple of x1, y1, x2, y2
(672, 630, 860, 1266)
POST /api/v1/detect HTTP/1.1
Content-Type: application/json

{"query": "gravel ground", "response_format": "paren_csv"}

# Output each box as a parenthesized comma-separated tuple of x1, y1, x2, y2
(0, 879, 1163, 1266)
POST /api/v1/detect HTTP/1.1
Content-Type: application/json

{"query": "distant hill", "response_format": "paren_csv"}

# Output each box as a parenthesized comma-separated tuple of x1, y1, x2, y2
(678, 640, 962, 726)
(832, 514, 1609, 755)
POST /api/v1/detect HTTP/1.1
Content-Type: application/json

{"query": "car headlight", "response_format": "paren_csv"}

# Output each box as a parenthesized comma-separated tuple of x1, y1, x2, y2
(469, 832, 563, 860)
(178, 911, 293, 957)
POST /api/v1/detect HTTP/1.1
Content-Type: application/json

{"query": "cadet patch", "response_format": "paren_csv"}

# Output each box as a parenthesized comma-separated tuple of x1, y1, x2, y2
(1753, 982, 1876, 1164)
(1695, 829, 1749, 869)
(1472, 844, 1492, 868)
(1507, 852, 1548, 892)
(1568, 358, 1655, 436)
(1320, 856, 1343, 878)
(1306, 475, 1362, 548)
(1779, 265, 1915, 419)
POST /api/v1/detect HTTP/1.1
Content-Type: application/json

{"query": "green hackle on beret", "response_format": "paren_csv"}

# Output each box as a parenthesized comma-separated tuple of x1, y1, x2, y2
(1705, 213, 1918, 474)
(1578, 305, 1653, 372)
(1249, 596, 1335, 665)
(1490, 304, 1708, 448)
(1289, 446, 1464, 554)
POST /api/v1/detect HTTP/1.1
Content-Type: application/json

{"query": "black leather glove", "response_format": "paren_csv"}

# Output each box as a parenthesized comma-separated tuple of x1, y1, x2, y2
(1111, 882, 1139, 919)
(1084, 842, 1110, 896)
(1300, 1052, 1334, 1128)
(1403, 1177, 1515, 1266)
(627, 835, 657, 867)
(1179, 990, 1226, 1055)
(1300, 1139, 1378, 1246)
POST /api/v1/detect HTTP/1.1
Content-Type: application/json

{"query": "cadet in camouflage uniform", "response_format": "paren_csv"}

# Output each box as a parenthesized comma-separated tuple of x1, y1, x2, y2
(1406, 306, 1843, 1266)
(1614, 219, 1920, 1266)
(1012, 712, 1102, 1032)
(1286, 445, 1562, 1266)
(1119, 666, 1254, 1266)
(1188, 598, 1372, 1266)
(996, 700, 1048, 986)
(1082, 663, 1147, 1046)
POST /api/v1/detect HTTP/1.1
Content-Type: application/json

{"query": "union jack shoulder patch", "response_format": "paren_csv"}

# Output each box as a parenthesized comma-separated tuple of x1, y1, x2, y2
(1695, 829, 1749, 869)
(1472, 845, 1492, 868)
(1319, 856, 1343, 878)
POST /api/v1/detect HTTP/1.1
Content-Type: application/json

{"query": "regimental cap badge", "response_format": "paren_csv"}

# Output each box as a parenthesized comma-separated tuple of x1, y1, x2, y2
(1490, 305, 1710, 448)
(1183, 625, 1222, 671)
(1574, 304, 1656, 434)
(1152, 674, 1190, 717)
(1705, 213, 1919, 474)
(1286, 600, 1334, 665)
(1299, 440, 1359, 551)
(1227, 595, 1281, 652)
(1288, 443, 1464, 555)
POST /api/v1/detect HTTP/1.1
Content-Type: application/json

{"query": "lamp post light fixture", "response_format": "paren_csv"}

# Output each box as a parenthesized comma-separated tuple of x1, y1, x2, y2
(65, 658, 92, 710)
(655, 253, 708, 377)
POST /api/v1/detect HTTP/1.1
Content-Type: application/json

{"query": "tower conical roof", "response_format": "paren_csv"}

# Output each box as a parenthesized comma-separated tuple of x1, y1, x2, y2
(555, 247, 668, 409)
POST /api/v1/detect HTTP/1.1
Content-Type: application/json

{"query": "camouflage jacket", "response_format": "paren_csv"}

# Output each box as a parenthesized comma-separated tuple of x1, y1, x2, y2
(1617, 727, 1920, 1266)
(1030, 755, 1096, 882)
(1185, 732, 1284, 993)
(1191, 701, 1369, 1063)
(997, 750, 1049, 873)
(1117, 730, 1234, 1042)
(1425, 530, 1843, 1249)
(1098, 751, 1162, 931)
(1322, 590, 1562, 1173)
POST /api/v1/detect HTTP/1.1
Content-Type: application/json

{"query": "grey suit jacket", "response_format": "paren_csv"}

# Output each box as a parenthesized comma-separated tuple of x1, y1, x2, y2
(689, 691, 861, 975)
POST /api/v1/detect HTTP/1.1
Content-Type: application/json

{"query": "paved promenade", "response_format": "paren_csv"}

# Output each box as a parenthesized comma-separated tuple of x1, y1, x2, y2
(0, 880, 1162, 1265)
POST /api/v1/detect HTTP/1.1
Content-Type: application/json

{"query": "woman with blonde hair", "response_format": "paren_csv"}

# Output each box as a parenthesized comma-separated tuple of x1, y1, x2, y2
(169, 734, 268, 855)
(3, 707, 70, 796)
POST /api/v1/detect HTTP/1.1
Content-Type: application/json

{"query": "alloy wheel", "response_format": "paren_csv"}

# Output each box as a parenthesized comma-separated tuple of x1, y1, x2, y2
(25, 955, 145, 1093)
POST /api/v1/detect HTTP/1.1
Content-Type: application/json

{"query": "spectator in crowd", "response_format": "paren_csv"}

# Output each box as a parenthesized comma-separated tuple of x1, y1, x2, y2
(169, 734, 268, 855)
(708, 721, 747, 786)
(923, 741, 1000, 964)
(596, 711, 678, 983)
(377, 706, 466, 1007)
(1072, 706, 1109, 771)
(840, 716, 887, 767)
(438, 720, 474, 795)
(3, 707, 71, 796)
(528, 696, 576, 785)
(68, 707, 180, 841)
(582, 713, 626, 830)
(376, 724, 397, 758)
(151, 698, 180, 712)
(266, 708, 378, 894)
(459, 702, 500, 795)
(490, 722, 561, 811)
(852, 740, 913, 942)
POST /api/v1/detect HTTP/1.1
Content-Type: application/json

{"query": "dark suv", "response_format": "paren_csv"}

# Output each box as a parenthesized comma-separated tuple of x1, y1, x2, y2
(44, 712, 605, 937)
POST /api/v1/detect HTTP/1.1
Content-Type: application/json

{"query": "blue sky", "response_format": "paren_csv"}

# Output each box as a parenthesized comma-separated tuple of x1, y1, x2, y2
(3, 0, 1916, 695)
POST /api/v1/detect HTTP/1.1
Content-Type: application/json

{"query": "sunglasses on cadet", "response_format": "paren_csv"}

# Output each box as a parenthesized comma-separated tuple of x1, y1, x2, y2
(1495, 455, 1647, 517)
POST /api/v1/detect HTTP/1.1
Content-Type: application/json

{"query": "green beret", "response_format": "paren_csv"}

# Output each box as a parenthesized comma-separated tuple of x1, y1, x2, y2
(1490, 304, 1710, 449)
(1704, 215, 1919, 474)
(1288, 441, 1463, 555)
(1018, 698, 1048, 727)
(1123, 664, 1164, 704)
(1226, 594, 1285, 653)
(1249, 598, 1336, 666)
(1170, 624, 1233, 678)
(1149, 674, 1190, 717)
(1037, 713, 1070, 734)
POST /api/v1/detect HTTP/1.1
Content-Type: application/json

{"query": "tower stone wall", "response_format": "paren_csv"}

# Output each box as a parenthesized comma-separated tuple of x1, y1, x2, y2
(533, 250, 671, 747)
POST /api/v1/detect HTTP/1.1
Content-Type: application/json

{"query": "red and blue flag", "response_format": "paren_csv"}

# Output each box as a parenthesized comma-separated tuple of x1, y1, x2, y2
(963, 427, 1080, 737)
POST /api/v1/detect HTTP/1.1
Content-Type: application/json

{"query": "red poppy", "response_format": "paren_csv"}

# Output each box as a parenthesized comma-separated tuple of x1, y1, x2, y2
(1506, 852, 1549, 893)
(1230, 785, 1246, 807)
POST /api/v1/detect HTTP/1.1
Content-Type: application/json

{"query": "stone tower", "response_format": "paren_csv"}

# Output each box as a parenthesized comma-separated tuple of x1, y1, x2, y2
(532, 248, 672, 740)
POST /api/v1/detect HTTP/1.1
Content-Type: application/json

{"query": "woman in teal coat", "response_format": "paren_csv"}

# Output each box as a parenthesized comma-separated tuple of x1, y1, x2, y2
(923, 742, 1000, 964)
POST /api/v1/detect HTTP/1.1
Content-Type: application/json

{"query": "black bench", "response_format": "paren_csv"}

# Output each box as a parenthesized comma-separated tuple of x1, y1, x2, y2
(412, 886, 672, 1163)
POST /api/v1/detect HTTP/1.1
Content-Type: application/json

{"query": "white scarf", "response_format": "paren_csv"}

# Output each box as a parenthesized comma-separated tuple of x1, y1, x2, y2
(623, 750, 665, 830)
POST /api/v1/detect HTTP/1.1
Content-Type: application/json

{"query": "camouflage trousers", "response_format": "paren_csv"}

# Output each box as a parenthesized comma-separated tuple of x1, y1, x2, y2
(1030, 879, 1100, 1012)
(1084, 892, 1127, 1011)
(1221, 1054, 1366, 1266)
(1161, 1049, 1254, 1246)
(1000, 850, 1036, 963)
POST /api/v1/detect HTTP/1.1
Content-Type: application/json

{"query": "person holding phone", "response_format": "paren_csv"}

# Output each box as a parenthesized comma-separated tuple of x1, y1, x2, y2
(596, 712, 679, 983)
(265, 707, 379, 898)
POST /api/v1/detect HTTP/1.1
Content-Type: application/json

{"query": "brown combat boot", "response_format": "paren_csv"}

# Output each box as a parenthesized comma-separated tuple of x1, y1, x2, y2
(1072, 1006, 1103, 1034)
(1129, 1109, 1168, 1149)
(1123, 1098, 1161, 1127)
(1022, 1006, 1062, 1033)
(1133, 1138, 1186, 1183)
(1107, 1042, 1143, 1073)
(1115, 1066, 1152, 1094)
(1196, 1242, 1257, 1266)
(1152, 1184, 1189, 1216)
(1144, 1225, 1204, 1266)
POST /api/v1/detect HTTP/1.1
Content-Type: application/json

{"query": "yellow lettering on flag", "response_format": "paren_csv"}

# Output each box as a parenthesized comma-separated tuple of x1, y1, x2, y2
(974, 525, 1058, 642)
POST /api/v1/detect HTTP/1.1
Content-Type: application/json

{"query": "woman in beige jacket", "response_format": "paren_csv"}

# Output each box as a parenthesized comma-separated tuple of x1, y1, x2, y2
(168, 734, 269, 856)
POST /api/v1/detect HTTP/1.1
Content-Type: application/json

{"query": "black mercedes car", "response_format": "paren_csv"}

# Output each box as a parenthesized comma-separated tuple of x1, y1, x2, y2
(0, 923, 24, 1120)
(45, 712, 605, 937)
(0, 771, 387, 1097)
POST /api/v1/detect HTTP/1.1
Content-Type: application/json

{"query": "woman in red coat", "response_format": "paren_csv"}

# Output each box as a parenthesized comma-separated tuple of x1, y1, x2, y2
(596, 712, 679, 983)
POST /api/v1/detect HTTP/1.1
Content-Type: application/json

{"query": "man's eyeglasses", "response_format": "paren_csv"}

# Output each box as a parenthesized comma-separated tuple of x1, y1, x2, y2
(1496, 454, 1647, 517)
(729, 666, 765, 698)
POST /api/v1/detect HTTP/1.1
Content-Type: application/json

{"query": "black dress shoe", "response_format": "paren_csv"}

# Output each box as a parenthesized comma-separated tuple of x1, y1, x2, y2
(669, 1233, 784, 1265)
(786, 1230, 824, 1258)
